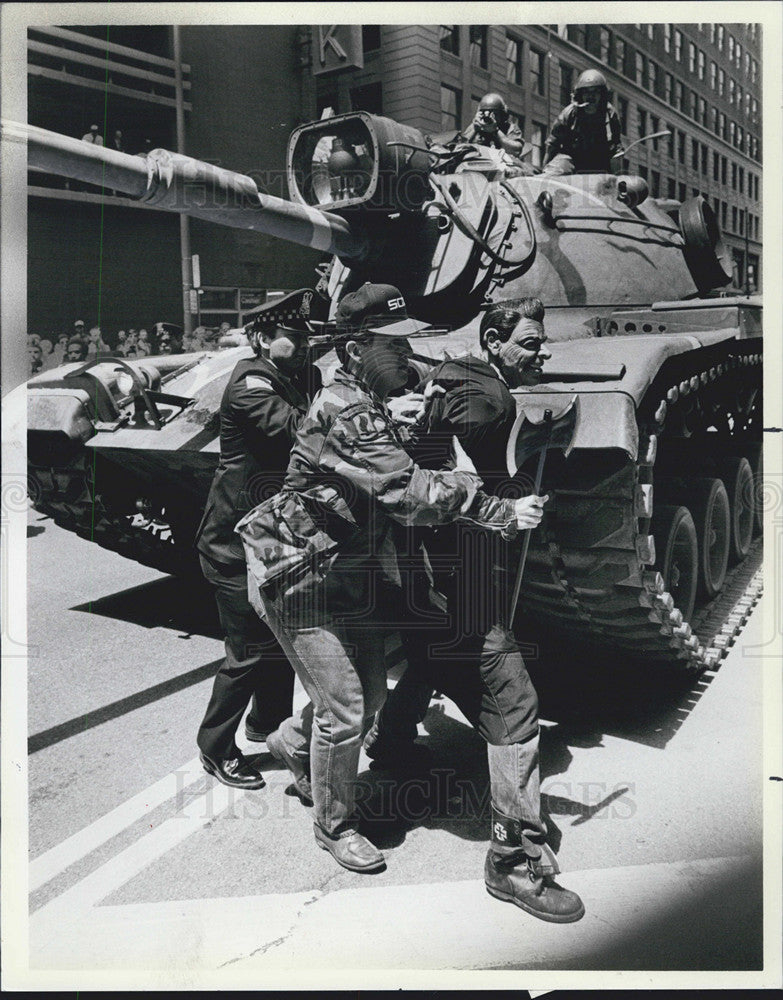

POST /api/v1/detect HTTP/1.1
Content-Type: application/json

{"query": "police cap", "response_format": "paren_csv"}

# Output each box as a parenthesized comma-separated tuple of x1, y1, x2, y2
(247, 288, 326, 335)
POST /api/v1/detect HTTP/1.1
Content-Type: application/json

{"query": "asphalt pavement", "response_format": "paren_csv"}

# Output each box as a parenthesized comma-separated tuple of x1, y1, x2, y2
(8, 506, 780, 989)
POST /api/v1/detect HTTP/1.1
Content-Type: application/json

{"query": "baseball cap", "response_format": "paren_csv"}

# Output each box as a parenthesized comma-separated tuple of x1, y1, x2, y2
(74, 319, 85, 327)
(335, 283, 428, 338)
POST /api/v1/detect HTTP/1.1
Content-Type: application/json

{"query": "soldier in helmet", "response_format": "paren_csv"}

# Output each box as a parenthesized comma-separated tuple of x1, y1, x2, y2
(465, 93, 525, 159)
(194, 288, 324, 790)
(543, 68, 622, 174)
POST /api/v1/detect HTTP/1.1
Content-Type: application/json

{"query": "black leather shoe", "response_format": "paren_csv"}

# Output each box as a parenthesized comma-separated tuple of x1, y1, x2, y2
(314, 824, 386, 873)
(266, 730, 314, 805)
(200, 751, 265, 790)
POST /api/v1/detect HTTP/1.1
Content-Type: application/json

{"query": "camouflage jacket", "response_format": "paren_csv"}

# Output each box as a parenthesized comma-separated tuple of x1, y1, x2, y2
(237, 368, 517, 627)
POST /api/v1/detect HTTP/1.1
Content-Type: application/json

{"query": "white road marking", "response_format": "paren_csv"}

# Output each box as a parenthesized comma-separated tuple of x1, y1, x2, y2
(29, 754, 206, 892)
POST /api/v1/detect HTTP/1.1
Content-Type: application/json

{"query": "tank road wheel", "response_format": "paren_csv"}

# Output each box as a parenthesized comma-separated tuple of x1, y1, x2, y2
(745, 443, 763, 536)
(689, 478, 731, 600)
(717, 457, 755, 563)
(651, 505, 698, 622)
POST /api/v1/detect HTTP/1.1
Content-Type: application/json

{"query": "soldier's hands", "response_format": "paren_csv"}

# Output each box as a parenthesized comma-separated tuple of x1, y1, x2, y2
(387, 384, 445, 425)
(473, 111, 498, 135)
(513, 493, 549, 530)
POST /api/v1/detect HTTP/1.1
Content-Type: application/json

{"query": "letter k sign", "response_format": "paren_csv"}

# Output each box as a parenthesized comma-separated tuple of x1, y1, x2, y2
(319, 26, 347, 65)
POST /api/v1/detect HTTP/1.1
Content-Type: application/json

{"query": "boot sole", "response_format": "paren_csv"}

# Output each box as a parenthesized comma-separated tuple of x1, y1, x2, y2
(315, 837, 386, 874)
(485, 883, 585, 923)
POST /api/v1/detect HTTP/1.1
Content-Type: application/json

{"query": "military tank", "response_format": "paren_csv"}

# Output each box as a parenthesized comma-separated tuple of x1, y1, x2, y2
(8, 111, 762, 671)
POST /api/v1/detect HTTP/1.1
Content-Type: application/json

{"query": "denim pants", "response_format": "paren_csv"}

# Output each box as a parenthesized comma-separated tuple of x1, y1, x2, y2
(198, 554, 295, 759)
(260, 593, 388, 836)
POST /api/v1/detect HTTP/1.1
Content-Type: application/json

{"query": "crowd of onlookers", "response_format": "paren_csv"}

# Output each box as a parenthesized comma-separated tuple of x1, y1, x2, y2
(28, 319, 241, 375)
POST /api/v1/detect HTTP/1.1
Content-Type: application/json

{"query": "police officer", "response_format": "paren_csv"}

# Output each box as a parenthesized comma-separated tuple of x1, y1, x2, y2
(543, 68, 622, 174)
(195, 288, 323, 788)
(465, 93, 525, 158)
(365, 298, 585, 923)
(238, 283, 546, 874)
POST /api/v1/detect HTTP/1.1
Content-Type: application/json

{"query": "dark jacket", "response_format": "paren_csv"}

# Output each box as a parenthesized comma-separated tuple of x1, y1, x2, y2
(545, 101, 622, 171)
(196, 353, 321, 566)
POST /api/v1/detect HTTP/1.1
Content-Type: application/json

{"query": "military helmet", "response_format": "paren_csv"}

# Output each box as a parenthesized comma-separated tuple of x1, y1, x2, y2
(574, 69, 608, 95)
(478, 92, 508, 114)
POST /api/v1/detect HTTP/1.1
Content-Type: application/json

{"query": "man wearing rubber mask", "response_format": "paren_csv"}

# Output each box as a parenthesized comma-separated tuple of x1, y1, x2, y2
(365, 298, 585, 923)
(543, 68, 622, 174)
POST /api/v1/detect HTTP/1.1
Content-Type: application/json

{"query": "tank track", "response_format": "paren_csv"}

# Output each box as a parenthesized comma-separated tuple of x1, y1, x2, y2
(520, 345, 763, 672)
(29, 462, 198, 578)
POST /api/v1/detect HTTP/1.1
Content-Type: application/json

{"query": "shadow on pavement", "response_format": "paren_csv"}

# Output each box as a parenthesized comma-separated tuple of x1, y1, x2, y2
(70, 575, 221, 639)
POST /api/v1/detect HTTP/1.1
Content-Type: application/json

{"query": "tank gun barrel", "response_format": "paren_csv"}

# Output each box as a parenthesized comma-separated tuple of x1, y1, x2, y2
(3, 120, 366, 260)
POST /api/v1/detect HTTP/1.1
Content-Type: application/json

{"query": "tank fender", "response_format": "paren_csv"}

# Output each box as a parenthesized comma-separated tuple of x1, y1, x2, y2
(28, 388, 94, 441)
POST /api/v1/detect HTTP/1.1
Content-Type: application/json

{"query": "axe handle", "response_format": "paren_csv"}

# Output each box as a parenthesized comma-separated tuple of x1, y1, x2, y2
(505, 410, 552, 630)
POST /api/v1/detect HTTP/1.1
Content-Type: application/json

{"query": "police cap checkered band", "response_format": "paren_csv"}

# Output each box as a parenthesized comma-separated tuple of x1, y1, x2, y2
(335, 282, 429, 338)
(247, 288, 325, 334)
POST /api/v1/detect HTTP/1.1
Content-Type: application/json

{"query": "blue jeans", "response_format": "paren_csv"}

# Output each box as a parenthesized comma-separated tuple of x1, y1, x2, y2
(260, 593, 387, 836)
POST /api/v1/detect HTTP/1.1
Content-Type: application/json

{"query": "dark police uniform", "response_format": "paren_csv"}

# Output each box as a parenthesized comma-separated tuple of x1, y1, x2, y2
(195, 290, 322, 764)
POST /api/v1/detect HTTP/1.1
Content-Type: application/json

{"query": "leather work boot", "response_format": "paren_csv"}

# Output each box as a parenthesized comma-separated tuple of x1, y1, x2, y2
(314, 824, 386, 874)
(484, 806, 585, 923)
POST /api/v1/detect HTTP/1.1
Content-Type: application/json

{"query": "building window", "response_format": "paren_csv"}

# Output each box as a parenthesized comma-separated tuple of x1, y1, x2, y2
(617, 95, 629, 134)
(728, 34, 734, 62)
(731, 161, 737, 189)
(664, 24, 671, 53)
(739, 166, 744, 193)
(709, 60, 717, 90)
(728, 78, 735, 106)
(651, 170, 660, 197)
(698, 97, 707, 127)
(713, 150, 720, 181)
(664, 72, 673, 105)
(469, 26, 487, 68)
(691, 137, 699, 169)
(710, 24, 717, 45)
(599, 27, 611, 62)
(362, 25, 381, 51)
(677, 131, 685, 164)
(713, 197, 720, 219)
(647, 60, 657, 93)
(530, 121, 547, 167)
(638, 164, 648, 182)
(721, 155, 727, 185)
(439, 25, 460, 55)
(688, 41, 696, 73)
(736, 42, 742, 70)
(614, 35, 626, 73)
(737, 125, 744, 151)
(729, 121, 736, 147)
(567, 25, 586, 48)
(698, 49, 705, 80)
(751, 59, 758, 85)
(666, 126, 674, 158)
(667, 177, 676, 199)
(678, 182, 686, 202)
(718, 112, 726, 142)
(506, 35, 522, 85)
(751, 98, 758, 125)
(700, 144, 708, 175)
(710, 106, 718, 134)
(674, 29, 682, 61)
(440, 84, 461, 130)
(689, 90, 697, 119)
(717, 25, 724, 51)
(635, 51, 644, 85)
(650, 114, 659, 148)
(559, 62, 573, 107)
(647, 24, 655, 41)
(674, 80, 683, 111)
(721, 202, 727, 229)
(718, 67, 725, 97)
(637, 107, 647, 138)
(736, 85, 743, 113)
(731, 205, 737, 232)
(530, 48, 546, 95)
(350, 81, 383, 115)
(744, 51, 750, 77)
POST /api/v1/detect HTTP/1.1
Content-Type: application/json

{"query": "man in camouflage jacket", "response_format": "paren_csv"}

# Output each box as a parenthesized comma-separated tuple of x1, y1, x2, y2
(238, 283, 547, 875)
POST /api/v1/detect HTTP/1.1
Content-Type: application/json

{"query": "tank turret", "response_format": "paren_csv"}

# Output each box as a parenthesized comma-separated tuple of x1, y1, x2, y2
(6, 111, 761, 672)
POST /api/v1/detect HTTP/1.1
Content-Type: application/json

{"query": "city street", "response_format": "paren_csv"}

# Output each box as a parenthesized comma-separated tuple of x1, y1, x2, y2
(18, 504, 774, 987)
